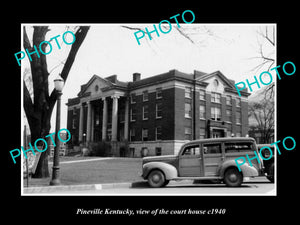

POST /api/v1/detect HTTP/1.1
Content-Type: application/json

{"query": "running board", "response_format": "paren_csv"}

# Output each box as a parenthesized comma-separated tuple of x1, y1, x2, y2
(173, 177, 251, 182)
(173, 177, 222, 180)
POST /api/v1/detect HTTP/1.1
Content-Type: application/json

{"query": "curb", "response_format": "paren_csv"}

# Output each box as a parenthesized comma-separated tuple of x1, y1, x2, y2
(23, 181, 148, 194)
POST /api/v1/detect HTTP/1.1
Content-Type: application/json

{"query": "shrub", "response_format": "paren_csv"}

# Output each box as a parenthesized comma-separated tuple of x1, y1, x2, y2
(89, 142, 111, 157)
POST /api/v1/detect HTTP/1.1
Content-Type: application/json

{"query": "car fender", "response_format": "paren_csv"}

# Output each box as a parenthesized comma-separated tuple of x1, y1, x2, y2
(219, 160, 259, 178)
(143, 162, 178, 180)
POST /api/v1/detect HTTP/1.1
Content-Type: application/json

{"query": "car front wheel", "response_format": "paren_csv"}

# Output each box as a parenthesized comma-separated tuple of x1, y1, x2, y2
(148, 170, 166, 188)
(223, 168, 243, 187)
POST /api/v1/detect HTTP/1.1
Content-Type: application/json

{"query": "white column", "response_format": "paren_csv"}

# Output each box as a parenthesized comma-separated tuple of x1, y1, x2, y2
(111, 95, 119, 141)
(86, 101, 92, 142)
(102, 97, 107, 141)
(124, 97, 129, 141)
(78, 103, 84, 142)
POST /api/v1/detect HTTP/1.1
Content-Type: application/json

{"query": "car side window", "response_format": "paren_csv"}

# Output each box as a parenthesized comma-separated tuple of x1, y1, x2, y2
(182, 145, 200, 156)
(225, 142, 253, 153)
(203, 143, 221, 154)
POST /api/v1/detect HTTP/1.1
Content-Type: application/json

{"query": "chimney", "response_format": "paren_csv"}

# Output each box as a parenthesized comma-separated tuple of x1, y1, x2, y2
(106, 75, 117, 83)
(133, 73, 141, 82)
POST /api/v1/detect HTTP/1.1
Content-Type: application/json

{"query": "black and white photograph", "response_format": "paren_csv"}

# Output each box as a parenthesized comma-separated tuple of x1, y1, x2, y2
(20, 23, 276, 195)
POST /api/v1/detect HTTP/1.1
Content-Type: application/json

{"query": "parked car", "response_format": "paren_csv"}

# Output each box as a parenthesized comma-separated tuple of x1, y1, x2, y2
(257, 144, 274, 183)
(142, 137, 264, 187)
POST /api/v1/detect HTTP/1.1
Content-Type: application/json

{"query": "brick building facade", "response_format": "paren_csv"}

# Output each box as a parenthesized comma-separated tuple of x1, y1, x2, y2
(66, 69, 250, 157)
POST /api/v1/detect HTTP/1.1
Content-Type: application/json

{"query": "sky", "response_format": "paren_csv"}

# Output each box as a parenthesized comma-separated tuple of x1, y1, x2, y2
(22, 23, 276, 133)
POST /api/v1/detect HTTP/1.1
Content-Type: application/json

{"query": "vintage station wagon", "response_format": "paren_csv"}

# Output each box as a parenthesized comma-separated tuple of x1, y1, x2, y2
(142, 137, 264, 187)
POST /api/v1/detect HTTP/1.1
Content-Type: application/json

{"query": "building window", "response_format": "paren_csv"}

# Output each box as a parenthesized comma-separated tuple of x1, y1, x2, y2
(156, 126, 162, 140)
(156, 103, 162, 118)
(130, 93, 136, 104)
(143, 105, 148, 120)
(211, 92, 221, 103)
(130, 108, 136, 122)
(95, 112, 100, 125)
(142, 128, 148, 141)
(129, 148, 135, 157)
(155, 147, 162, 156)
(236, 97, 241, 107)
(185, 102, 192, 118)
(226, 109, 232, 123)
(226, 95, 232, 105)
(211, 106, 221, 121)
(143, 90, 148, 102)
(226, 130, 232, 137)
(72, 118, 77, 129)
(185, 87, 192, 98)
(236, 111, 241, 124)
(130, 128, 135, 141)
(72, 108, 77, 129)
(184, 127, 192, 140)
(107, 128, 112, 141)
(156, 87, 162, 99)
(200, 128, 205, 139)
(213, 79, 219, 87)
(199, 105, 205, 119)
(119, 109, 125, 123)
(199, 89, 206, 101)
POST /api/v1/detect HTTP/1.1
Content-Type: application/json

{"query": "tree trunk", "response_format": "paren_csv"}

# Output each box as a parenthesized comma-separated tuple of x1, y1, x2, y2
(23, 26, 90, 178)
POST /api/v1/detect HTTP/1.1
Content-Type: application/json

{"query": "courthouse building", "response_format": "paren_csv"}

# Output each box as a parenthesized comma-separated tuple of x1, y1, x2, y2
(66, 69, 250, 157)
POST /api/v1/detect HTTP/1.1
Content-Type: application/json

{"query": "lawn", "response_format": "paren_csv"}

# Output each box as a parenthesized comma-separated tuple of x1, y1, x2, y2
(24, 157, 143, 187)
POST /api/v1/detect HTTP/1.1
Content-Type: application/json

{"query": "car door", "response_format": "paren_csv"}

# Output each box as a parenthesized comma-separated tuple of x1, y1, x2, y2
(202, 142, 223, 176)
(178, 144, 203, 177)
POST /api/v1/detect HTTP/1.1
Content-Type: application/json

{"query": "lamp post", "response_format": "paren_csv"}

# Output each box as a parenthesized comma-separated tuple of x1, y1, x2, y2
(50, 75, 64, 186)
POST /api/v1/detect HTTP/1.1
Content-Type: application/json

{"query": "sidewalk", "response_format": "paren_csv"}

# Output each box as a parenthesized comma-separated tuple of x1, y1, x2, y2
(23, 181, 149, 194)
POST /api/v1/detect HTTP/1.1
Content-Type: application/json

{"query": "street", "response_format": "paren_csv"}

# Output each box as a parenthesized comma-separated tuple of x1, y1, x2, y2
(45, 177, 275, 195)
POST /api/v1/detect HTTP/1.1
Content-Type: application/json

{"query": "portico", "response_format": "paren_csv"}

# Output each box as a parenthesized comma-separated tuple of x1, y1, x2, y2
(77, 95, 129, 144)
(69, 75, 129, 149)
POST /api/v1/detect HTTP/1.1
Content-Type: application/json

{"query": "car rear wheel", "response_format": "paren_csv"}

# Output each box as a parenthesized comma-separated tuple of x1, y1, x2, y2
(223, 168, 243, 187)
(148, 170, 166, 188)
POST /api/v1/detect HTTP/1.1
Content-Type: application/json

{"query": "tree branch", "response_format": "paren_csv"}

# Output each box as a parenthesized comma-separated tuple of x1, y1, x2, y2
(120, 25, 143, 31)
(174, 26, 195, 44)
(48, 26, 90, 113)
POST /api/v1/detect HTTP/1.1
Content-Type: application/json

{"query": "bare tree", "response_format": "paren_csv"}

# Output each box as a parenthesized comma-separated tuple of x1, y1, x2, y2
(247, 26, 275, 143)
(248, 87, 274, 143)
(23, 26, 89, 178)
(250, 26, 276, 98)
(121, 24, 214, 47)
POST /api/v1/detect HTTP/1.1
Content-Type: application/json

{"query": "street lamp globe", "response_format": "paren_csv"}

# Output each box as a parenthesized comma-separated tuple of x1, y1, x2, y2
(54, 74, 64, 92)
